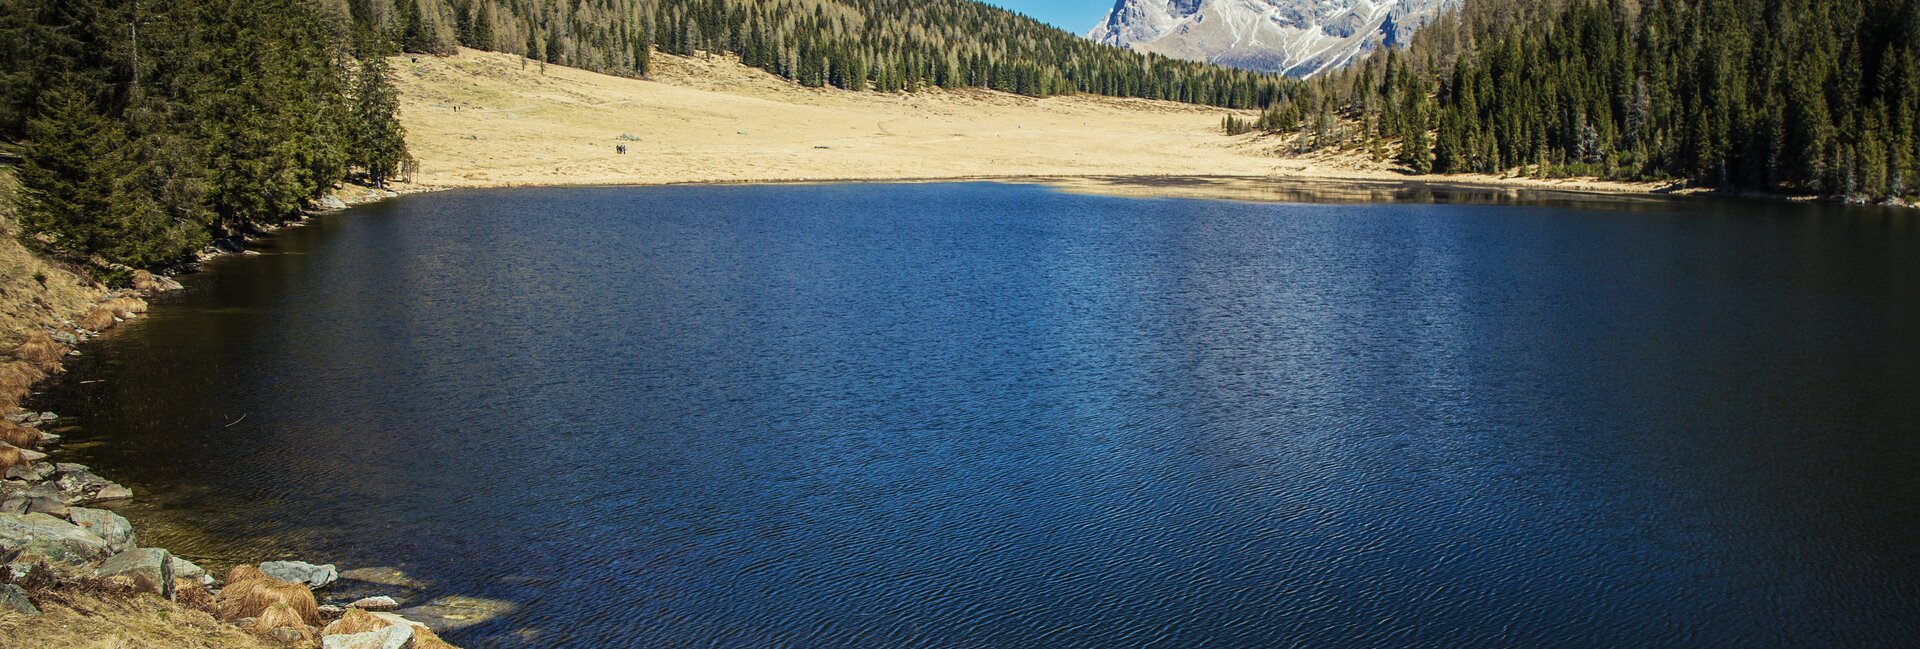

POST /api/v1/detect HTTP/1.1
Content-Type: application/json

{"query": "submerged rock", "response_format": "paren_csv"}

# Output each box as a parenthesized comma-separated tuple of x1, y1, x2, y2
(321, 624, 412, 649)
(261, 560, 338, 589)
(330, 566, 427, 604)
(393, 595, 517, 634)
(67, 507, 135, 554)
(92, 547, 174, 600)
(0, 583, 36, 616)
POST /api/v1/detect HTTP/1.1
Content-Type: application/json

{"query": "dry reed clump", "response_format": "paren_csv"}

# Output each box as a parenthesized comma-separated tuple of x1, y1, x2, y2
(104, 296, 148, 318)
(0, 588, 282, 649)
(246, 602, 317, 641)
(216, 570, 320, 626)
(11, 331, 68, 372)
(323, 609, 459, 648)
(0, 419, 41, 448)
(0, 360, 46, 407)
(77, 306, 117, 332)
(225, 565, 269, 585)
(320, 608, 391, 637)
(176, 577, 219, 615)
(0, 443, 28, 471)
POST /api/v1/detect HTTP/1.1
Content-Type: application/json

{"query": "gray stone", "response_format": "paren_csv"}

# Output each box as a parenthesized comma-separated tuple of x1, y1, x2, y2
(92, 547, 173, 600)
(168, 554, 209, 586)
(321, 624, 412, 649)
(4, 462, 52, 482)
(391, 595, 515, 634)
(261, 560, 337, 589)
(67, 508, 135, 553)
(23, 493, 66, 517)
(349, 596, 399, 611)
(15, 449, 45, 463)
(0, 495, 22, 515)
(0, 512, 111, 573)
(270, 626, 310, 643)
(50, 332, 78, 345)
(0, 583, 36, 616)
(318, 604, 346, 618)
(317, 195, 350, 210)
(52, 466, 132, 505)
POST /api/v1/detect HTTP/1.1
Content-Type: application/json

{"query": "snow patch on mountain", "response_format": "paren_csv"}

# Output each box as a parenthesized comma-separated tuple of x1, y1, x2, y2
(1087, 0, 1456, 77)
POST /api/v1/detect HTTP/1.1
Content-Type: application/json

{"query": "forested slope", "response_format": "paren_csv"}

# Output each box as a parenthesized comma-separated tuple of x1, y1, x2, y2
(1, 0, 409, 272)
(340, 0, 1289, 108)
(1245, 0, 1920, 201)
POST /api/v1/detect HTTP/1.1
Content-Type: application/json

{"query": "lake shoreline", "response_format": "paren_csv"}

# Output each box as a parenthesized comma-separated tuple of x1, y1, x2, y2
(393, 48, 1914, 212)
(0, 181, 466, 648)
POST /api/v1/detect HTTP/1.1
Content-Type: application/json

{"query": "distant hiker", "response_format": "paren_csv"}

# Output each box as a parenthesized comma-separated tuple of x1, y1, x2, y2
(616, 145, 627, 155)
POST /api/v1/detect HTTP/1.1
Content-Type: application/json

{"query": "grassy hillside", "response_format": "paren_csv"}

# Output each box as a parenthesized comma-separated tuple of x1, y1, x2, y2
(333, 0, 1292, 108)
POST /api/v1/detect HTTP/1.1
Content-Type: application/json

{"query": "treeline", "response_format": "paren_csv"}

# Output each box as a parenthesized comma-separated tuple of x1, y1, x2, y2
(1244, 0, 1920, 201)
(339, 0, 1290, 108)
(0, 0, 408, 274)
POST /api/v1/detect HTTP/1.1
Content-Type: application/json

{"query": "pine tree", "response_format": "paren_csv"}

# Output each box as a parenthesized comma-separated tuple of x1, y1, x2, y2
(15, 84, 124, 259)
(351, 45, 409, 187)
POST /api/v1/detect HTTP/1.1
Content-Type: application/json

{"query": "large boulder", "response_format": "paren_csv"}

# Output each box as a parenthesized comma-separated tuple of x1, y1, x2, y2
(67, 507, 135, 554)
(261, 560, 338, 589)
(91, 547, 174, 600)
(51, 465, 133, 505)
(322, 624, 413, 649)
(0, 512, 112, 577)
(0, 583, 36, 616)
(3, 482, 68, 518)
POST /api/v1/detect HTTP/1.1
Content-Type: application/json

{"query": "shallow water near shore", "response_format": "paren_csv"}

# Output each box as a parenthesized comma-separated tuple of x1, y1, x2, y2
(34, 182, 1920, 647)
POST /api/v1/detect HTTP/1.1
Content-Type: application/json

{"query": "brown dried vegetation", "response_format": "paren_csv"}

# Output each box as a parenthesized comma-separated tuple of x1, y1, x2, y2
(0, 419, 40, 448)
(11, 331, 67, 372)
(215, 571, 320, 626)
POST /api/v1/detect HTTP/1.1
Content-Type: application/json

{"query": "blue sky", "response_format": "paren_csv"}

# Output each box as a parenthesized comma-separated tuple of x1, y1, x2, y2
(982, 0, 1113, 32)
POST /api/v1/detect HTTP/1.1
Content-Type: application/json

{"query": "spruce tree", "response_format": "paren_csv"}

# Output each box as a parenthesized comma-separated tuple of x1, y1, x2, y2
(15, 84, 123, 260)
(352, 41, 409, 186)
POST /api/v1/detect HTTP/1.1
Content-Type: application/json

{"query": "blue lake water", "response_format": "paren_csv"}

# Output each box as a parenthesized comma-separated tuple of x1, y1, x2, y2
(37, 182, 1920, 647)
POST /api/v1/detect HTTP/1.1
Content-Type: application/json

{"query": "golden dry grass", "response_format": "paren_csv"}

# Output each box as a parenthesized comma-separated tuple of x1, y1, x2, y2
(103, 296, 147, 318)
(245, 602, 315, 641)
(0, 443, 26, 471)
(11, 331, 67, 372)
(77, 307, 116, 332)
(319, 608, 388, 637)
(394, 48, 1275, 188)
(0, 591, 283, 649)
(224, 566, 267, 585)
(216, 573, 319, 626)
(0, 419, 38, 448)
(0, 365, 41, 419)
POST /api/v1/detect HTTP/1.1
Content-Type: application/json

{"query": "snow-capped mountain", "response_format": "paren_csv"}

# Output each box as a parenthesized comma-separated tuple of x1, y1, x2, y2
(1087, 0, 1457, 77)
